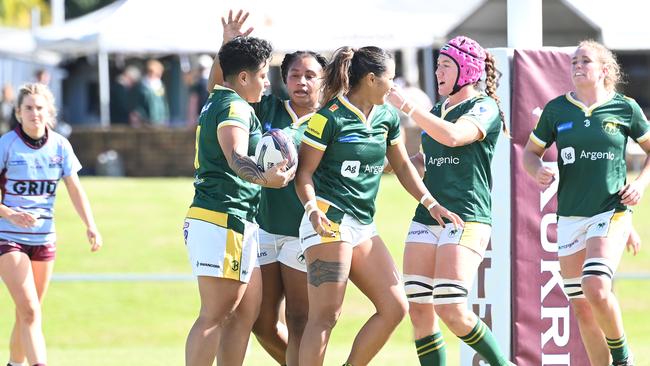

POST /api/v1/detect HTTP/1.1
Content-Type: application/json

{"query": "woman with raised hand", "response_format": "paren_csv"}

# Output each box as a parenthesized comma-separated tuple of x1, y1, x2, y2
(524, 40, 649, 366)
(207, 10, 328, 366)
(183, 33, 294, 366)
(296, 46, 462, 366)
(387, 36, 513, 365)
(0, 83, 102, 366)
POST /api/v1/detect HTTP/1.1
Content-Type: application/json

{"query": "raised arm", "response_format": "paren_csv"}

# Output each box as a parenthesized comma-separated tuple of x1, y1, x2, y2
(207, 10, 254, 91)
(387, 88, 482, 147)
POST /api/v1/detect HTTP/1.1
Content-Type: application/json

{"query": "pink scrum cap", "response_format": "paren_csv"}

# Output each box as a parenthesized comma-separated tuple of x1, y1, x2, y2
(439, 36, 486, 94)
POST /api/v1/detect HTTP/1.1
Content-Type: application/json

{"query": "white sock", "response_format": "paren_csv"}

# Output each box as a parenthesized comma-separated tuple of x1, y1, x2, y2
(8, 361, 24, 366)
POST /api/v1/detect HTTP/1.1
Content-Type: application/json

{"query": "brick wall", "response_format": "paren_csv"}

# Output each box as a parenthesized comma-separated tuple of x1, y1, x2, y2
(68, 126, 196, 177)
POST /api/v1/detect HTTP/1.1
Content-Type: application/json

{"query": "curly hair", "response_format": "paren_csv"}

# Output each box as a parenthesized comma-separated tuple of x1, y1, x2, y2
(576, 40, 622, 92)
(280, 51, 328, 84)
(218, 36, 273, 79)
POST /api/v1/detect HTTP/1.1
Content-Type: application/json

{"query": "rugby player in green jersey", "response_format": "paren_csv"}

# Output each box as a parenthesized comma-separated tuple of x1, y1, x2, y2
(296, 46, 463, 366)
(183, 24, 295, 366)
(524, 40, 650, 366)
(387, 36, 513, 365)
(207, 11, 328, 366)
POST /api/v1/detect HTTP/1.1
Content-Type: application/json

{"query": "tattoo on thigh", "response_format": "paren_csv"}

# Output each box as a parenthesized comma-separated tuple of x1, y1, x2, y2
(308, 259, 349, 287)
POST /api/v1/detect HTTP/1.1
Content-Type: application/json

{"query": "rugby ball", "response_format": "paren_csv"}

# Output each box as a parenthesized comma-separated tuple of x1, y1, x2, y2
(254, 129, 298, 172)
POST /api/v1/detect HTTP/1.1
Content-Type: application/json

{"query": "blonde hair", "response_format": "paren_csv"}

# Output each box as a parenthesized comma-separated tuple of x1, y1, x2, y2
(577, 40, 622, 92)
(15, 83, 57, 128)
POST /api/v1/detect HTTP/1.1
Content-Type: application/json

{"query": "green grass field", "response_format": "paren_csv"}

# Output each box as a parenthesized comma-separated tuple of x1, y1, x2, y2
(1, 176, 649, 365)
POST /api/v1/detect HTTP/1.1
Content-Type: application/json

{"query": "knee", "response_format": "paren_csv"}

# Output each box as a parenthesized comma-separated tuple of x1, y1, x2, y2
(285, 308, 309, 335)
(569, 298, 594, 323)
(582, 277, 610, 306)
(15, 301, 41, 325)
(408, 302, 433, 324)
(384, 296, 408, 325)
(309, 303, 342, 330)
(434, 303, 464, 328)
(252, 314, 279, 339)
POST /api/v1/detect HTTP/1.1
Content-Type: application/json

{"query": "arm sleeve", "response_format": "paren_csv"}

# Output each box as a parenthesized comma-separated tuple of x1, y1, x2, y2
(216, 100, 254, 131)
(459, 98, 499, 141)
(387, 108, 401, 146)
(627, 97, 650, 143)
(302, 112, 334, 151)
(529, 104, 556, 148)
(61, 138, 82, 177)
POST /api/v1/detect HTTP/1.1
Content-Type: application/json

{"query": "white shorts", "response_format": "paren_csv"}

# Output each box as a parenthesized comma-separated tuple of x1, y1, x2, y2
(258, 228, 307, 272)
(557, 210, 631, 257)
(299, 199, 377, 252)
(183, 207, 259, 283)
(404, 220, 491, 257)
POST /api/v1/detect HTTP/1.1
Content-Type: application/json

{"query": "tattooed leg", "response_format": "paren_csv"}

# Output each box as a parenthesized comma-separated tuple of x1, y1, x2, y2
(308, 259, 349, 287)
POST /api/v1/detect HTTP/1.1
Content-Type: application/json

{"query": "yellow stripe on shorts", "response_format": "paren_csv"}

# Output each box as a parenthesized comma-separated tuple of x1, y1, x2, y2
(186, 207, 228, 227)
(606, 211, 630, 239)
(316, 200, 342, 243)
(223, 229, 244, 281)
(458, 222, 491, 253)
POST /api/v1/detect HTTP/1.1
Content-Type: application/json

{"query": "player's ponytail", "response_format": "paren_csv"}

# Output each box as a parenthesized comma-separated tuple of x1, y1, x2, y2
(484, 52, 509, 137)
(321, 47, 355, 103)
(321, 46, 392, 104)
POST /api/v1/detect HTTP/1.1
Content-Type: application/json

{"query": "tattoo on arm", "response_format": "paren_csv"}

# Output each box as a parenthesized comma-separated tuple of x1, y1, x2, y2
(308, 259, 349, 287)
(231, 150, 267, 185)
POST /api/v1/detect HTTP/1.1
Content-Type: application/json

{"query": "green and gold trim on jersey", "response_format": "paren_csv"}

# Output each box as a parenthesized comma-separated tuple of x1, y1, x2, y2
(565, 91, 615, 117)
(283, 100, 314, 128)
(441, 95, 490, 141)
(337, 95, 378, 127)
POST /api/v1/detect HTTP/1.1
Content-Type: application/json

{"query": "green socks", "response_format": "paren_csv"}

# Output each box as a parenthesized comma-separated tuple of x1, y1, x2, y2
(415, 331, 446, 365)
(607, 334, 630, 364)
(459, 319, 509, 365)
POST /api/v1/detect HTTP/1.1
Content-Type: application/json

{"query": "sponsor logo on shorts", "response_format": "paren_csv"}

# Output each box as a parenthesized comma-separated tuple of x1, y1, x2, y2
(231, 260, 240, 271)
(596, 221, 607, 229)
(242, 269, 248, 276)
(257, 250, 268, 258)
(448, 229, 459, 238)
(408, 229, 429, 236)
(8, 160, 27, 166)
(196, 261, 220, 269)
(558, 239, 579, 250)
(297, 252, 306, 264)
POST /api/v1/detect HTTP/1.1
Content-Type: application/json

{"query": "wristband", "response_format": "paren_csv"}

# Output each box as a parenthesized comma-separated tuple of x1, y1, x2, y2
(426, 200, 438, 210)
(419, 193, 433, 206)
(399, 100, 407, 112)
(304, 200, 318, 218)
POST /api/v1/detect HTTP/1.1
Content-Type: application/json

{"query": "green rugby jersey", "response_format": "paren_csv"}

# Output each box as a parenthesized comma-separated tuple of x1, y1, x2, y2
(531, 92, 650, 217)
(302, 96, 401, 225)
(253, 95, 312, 237)
(414, 95, 502, 226)
(191, 85, 262, 222)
